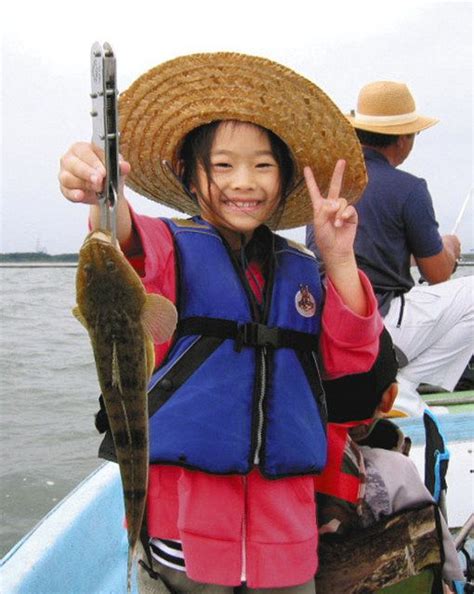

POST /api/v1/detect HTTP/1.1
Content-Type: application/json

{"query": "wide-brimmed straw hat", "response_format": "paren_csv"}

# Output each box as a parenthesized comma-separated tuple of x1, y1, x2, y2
(347, 81, 439, 136)
(118, 52, 367, 229)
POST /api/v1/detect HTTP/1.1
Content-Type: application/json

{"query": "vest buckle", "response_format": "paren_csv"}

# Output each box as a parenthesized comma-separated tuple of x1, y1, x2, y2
(237, 322, 280, 350)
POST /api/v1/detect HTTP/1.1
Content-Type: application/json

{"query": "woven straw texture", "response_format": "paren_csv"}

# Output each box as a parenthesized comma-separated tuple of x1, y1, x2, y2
(347, 81, 439, 135)
(119, 52, 367, 230)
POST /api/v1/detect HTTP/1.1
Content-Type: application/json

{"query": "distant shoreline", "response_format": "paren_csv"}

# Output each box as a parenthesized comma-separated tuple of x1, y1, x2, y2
(0, 252, 78, 268)
(0, 263, 77, 268)
(1, 251, 473, 266)
(0, 252, 78, 264)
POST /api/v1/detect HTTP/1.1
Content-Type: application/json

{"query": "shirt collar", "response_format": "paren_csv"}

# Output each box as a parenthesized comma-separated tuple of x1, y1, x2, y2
(363, 146, 390, 164)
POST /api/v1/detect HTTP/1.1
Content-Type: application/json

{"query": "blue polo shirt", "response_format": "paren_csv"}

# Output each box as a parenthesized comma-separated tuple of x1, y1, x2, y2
(306, 147, 443, 315)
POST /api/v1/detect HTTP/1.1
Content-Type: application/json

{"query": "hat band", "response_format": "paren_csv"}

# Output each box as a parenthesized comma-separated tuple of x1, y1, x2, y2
(355, 110, 418, 127)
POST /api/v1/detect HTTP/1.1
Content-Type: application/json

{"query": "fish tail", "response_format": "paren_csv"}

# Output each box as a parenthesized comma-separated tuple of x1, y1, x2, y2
(127, 544, 134, 594)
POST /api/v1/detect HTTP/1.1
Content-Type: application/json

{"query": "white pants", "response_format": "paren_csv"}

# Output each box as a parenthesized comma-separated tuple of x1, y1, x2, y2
(384, 275, 474, 416)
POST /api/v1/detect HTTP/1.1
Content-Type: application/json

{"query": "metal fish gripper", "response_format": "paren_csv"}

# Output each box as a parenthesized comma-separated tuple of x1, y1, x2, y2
(90, 41, 120, 245)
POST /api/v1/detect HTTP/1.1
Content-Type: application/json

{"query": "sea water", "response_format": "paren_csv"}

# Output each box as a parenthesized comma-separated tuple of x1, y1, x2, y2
(0, 267, 101, 556)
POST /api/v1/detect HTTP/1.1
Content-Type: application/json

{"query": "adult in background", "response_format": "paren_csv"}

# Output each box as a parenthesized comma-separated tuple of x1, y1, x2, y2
(306, 80, 473, 416)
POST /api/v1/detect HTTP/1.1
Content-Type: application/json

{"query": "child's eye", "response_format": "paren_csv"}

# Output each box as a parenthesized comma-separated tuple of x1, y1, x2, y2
(212, 162, 232, 169)
(256, 162, 276, 169)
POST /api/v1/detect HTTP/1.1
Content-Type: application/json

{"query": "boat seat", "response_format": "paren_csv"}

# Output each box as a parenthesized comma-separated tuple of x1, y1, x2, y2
(375, 569, 438, 593)
(315, 504, 444, 593)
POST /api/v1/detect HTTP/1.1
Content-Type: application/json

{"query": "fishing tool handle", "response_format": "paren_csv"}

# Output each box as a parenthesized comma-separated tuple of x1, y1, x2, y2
(90, 41, 120, 243)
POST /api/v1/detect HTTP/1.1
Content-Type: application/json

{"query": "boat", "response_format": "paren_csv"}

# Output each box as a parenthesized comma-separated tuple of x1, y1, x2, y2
(1, 392, 472, 594)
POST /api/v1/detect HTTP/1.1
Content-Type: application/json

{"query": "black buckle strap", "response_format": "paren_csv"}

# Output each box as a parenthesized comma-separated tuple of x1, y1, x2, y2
(177, 317, 316, 353)
(137, 560, 178, 593)
(236, 322, 281, 350)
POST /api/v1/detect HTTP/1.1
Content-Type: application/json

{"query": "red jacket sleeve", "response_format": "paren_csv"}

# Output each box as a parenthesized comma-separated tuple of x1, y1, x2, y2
(320, 271, 383, 379)
(128, 207, 177, 367)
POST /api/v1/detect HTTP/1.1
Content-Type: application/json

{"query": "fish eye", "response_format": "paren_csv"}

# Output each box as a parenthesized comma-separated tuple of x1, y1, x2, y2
(83, 263, 93, 278)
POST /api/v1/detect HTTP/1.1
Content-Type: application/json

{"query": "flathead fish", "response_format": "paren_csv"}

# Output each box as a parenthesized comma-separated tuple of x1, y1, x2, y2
(73, 230, 177, 591)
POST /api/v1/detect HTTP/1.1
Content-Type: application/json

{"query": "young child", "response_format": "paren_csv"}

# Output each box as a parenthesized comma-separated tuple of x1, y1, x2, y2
(318, 328, 464, 593)
(59, 53, 383, 593)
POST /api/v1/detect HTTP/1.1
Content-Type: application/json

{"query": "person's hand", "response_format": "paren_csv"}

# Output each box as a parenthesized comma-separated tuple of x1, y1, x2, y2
(304, 160, 358, 266)
(58, 142, 130, 205)
(442, 234, 461, 261)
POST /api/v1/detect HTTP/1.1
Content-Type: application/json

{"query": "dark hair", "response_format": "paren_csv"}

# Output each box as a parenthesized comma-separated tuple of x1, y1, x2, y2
(355, 129, 399, 148)
(323, 328, 399, 422)
(178, 120, 296, 201)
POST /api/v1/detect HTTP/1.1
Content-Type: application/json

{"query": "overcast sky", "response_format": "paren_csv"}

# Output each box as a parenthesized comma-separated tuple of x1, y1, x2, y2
(1, 1, 472, 253)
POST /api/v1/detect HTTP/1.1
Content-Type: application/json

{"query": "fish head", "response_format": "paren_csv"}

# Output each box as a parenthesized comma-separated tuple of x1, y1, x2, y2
(76, 230, 146, 323)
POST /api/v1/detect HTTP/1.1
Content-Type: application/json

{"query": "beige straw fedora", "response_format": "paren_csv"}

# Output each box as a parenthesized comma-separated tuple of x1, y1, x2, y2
(118, 52, 367, 230)
(346, 81, 439, 136)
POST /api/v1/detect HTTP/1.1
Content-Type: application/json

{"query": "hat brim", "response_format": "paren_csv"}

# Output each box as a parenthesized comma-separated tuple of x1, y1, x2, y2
(346, 113, 439, 135)
(119, 53, 367, 230)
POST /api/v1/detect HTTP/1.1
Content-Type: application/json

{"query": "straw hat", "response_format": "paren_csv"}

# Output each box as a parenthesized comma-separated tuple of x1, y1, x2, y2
(118, 52, 367, 230)
(347, 81, 439, 136)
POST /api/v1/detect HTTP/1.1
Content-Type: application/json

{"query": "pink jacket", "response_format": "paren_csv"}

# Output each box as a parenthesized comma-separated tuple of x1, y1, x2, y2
(130, 212, 383, 588)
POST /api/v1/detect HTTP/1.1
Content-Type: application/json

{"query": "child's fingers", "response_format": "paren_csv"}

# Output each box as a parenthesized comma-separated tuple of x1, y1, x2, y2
(58, 169, 100, 204)
(60, 154, 103, 193)
(119, 158, 131, 177)
(327, 159, 346, 202)
(334, 201, 357, 227)
(59, 168, 95, 193)
(59, 142, 130, 205)
(60, 144, 104, 180)
(304, 166, 326, 214)
(75, 141, 107, 172)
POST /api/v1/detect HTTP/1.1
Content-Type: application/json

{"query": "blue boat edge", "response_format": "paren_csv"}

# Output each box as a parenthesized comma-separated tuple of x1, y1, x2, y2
(0, 462, 136, 594)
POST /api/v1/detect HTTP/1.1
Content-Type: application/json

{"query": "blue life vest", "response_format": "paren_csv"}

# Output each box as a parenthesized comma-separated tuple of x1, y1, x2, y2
(147, 218, 327, 478)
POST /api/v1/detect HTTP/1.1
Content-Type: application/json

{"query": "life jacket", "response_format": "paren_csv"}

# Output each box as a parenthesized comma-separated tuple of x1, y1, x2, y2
(146, 217, 327, 479)
(316, 418, 411, 537)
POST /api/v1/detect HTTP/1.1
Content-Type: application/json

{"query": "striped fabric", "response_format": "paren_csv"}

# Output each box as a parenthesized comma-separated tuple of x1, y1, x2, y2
(149, 538, 186, 572)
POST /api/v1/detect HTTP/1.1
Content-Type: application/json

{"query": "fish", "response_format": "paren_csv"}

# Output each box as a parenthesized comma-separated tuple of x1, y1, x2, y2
(73, 230, 177, 592)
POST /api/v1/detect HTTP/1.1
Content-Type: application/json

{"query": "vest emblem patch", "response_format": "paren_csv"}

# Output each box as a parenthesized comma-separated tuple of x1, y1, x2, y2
(295, 284, 316, 318)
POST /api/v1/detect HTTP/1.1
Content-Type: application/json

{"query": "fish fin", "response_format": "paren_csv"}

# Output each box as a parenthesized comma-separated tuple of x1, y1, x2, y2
(72, 306, 88, 329)
(141, 294, 178, 345)
(145, 338, 156, 380)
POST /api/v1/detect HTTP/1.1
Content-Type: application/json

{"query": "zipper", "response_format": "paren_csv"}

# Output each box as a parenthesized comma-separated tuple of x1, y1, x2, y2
(219, 229, 275, 468)
(251, 236, 274, 466)
(253, 346, 267, 464)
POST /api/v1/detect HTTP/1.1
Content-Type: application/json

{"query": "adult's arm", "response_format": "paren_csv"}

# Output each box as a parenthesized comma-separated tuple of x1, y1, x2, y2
(404, 179, 459, 284)
(416, 234, 461, 284)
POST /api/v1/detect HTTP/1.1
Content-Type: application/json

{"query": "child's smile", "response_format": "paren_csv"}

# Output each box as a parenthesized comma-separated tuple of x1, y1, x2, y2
(193, 121, 281, 243)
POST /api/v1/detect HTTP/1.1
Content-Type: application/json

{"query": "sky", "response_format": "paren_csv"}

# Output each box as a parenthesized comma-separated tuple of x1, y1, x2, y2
(1, 0, 472, 254)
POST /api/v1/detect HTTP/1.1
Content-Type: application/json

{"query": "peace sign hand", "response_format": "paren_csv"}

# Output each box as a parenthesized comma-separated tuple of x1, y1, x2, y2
(304, 159, 358, 266)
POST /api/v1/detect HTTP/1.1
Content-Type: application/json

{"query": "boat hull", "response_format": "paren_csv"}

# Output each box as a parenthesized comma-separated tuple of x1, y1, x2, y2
(1, 407, 472, 593)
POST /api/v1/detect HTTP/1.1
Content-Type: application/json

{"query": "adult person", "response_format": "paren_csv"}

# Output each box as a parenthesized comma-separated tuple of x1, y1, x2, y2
(306, 81, 473, 416)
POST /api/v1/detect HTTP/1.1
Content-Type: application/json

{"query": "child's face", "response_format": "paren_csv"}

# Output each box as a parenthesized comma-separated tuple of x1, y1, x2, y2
(192, 121, 282, 238)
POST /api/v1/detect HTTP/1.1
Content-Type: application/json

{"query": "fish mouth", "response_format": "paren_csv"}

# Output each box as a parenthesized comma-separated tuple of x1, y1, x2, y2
(82, 231, 127, 257)
(83, 230, 113, 245)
